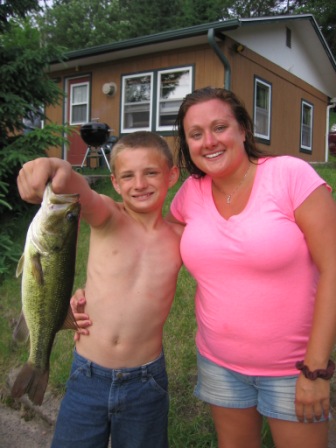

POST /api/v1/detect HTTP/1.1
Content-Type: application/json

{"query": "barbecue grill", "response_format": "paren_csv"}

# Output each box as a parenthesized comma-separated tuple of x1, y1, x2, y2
(80, 122, 114, 171)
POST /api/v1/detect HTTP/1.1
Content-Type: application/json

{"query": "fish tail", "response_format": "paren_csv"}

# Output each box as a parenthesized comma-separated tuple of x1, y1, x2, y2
(11, 362, 49, 406)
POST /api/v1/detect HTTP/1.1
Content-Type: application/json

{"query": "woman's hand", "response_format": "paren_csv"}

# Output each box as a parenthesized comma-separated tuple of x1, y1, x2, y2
(70, 288, 92, 342)
(295, 374, 330, 422)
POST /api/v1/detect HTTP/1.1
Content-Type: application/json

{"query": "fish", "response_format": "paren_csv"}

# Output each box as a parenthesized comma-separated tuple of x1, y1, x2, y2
(11, 183, 81, 406)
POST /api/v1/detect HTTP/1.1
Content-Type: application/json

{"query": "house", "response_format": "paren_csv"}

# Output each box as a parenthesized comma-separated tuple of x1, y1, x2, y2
(46, 13, 336, 166)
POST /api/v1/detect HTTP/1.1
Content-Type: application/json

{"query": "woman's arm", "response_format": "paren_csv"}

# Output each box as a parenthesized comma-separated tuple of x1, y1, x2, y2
(294, 185, 336, 422)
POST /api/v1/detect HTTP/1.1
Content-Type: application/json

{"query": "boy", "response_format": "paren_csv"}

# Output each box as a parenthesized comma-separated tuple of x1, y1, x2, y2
(17, 131, 183, 448)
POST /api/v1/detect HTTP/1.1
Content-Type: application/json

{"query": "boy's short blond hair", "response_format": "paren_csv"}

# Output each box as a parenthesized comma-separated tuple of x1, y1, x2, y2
(110, 131, 174, 174)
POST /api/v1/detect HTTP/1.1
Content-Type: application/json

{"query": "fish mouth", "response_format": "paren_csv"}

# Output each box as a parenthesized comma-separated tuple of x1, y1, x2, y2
(204, 151, 225, 159)
(45, 183, 80, 205)
(50, 193, 79, 203)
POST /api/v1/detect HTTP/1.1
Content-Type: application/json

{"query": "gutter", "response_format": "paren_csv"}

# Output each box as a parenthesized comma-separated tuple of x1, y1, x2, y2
(207, 28, 231, 90)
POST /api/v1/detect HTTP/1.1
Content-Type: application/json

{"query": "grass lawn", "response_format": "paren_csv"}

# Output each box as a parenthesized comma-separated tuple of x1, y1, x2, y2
(1, 159, 336, 447)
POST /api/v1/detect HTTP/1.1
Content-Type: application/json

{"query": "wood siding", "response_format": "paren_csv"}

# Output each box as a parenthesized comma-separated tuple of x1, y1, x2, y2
(46, 37, 328, 162)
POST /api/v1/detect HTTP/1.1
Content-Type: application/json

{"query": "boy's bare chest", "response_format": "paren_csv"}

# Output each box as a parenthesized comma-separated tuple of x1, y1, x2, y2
(89, 224, 181, 273)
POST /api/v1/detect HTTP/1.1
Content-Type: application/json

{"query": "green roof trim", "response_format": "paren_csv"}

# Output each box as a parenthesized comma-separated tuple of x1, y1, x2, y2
(63, 19, 241, 61)
(59, 14, 335, 72)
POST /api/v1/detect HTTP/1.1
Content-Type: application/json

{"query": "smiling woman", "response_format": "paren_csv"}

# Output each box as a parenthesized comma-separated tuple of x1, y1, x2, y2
(168, 86, 336, 448)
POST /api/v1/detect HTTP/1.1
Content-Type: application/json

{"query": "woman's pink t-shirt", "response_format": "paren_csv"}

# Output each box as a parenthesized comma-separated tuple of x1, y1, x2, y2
(171, 156, 331, 376)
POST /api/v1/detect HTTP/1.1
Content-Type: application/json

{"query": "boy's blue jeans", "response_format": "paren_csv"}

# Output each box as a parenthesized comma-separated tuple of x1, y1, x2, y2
(51, 349, 169, 448)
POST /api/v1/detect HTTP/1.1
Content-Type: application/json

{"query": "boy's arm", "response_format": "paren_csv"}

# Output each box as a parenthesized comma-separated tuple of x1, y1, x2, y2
(17, 157, 111, 227)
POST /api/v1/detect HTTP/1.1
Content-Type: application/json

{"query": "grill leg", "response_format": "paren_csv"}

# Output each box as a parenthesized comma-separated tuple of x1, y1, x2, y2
(100, 147, 111, 172)
(81, 146, 91, 169)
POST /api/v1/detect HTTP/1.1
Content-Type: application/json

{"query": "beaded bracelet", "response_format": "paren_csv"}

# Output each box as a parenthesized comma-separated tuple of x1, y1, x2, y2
(296, 359, 335, 380)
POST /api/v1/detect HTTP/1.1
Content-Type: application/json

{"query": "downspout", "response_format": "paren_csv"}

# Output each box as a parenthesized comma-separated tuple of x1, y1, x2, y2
(326, 99, 336, 162)
(207, 28, 231, 90)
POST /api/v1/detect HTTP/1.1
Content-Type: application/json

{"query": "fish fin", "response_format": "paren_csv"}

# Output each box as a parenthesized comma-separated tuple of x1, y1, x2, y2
(31, 253, 44, 285)
(16, 254, 25, 277)
(12, 311, 30, 343)
(61, 306, 79, 331)
(11, 363, 49, 406)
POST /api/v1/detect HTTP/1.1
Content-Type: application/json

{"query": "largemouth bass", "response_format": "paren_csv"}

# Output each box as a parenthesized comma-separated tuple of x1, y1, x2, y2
(11, 183, 80, 406)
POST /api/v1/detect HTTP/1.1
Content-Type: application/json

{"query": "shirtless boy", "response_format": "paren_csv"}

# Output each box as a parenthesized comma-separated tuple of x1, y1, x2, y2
(17, 131, 183, 448)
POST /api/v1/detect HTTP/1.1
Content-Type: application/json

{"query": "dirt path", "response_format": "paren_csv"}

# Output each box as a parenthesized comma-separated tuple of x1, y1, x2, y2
(0, 376, 335, 448)
(0, 401, 54, 448)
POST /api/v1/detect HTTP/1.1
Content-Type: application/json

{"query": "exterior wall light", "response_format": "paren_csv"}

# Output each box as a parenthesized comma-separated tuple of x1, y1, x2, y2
(102, 82, 117, 96)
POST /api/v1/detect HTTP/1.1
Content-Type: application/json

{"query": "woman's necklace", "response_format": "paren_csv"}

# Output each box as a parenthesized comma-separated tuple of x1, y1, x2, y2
(221, 164, 251, 204)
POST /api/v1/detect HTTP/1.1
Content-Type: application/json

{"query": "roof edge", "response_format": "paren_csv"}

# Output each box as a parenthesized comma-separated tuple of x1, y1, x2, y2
(61, 19, 241, 62)
(54, 14, 336, 74)
(239, 14, 336, 70)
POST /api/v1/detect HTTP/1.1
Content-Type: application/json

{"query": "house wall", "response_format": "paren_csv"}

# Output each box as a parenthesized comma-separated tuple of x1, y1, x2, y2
(228, 37, 328, 162)
(47, 43, 226, 160)
(46, 37, 328, 162)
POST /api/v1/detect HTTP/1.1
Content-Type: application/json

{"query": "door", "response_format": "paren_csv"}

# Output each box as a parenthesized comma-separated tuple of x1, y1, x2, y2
(66, 76, 90, 165)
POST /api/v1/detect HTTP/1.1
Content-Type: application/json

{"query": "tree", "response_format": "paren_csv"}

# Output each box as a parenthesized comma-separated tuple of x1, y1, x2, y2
(0, 1, 70, 275)
(37, 0, 126, 49)
(119, 0, 184, 38)
(179, 0, 228, 27)
(0, 0, 40, 31)
(37, 0, 335, 58)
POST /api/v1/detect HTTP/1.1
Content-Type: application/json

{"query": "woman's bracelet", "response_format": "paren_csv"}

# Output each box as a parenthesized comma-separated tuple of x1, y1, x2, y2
(296, 359, 335, 380)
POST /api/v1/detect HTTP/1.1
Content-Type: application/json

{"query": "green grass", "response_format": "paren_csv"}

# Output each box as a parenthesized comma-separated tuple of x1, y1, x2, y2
(313, 158, 336, 199)
(2, 161, 336, 447)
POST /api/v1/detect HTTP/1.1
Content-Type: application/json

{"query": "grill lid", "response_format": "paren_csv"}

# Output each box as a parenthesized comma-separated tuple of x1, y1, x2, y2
(80, 122, 110, 146)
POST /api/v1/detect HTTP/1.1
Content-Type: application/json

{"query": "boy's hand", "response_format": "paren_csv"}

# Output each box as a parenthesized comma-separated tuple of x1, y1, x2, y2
(17, 157, 73, 204)
(70, 288, 92, 342)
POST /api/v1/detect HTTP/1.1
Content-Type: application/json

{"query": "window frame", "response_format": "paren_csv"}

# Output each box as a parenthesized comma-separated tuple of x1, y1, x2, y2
(300, 100, 313, 153)
(121, 65, 193, 134)
(69, 81, 89, 125)
(253, 77, 272, 142)
(121, 72, 154, 133)
(156, 66, 193, 132)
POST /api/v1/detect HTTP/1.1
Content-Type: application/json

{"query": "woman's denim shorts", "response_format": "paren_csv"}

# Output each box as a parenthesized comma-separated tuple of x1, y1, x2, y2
(194, 350, 330, 423)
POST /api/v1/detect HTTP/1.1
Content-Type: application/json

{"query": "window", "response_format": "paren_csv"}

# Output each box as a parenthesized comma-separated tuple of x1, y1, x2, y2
(286, 27, 292, 48)
(254, 78, 271, 141)
(121, 66, 193, 133)
(23, 106, 44, 134)
(121, 73, 153, 132)
(156, 68, 193, 131)
(300, 100, 313, 152)
(70, 82, 89, 125)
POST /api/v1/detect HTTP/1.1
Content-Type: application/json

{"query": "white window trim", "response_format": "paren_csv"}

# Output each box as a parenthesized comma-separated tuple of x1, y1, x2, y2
(121, 72, 153, 133)
(121, 66, 193, 133)
(254, 78, 271, 141)
(300, 100, 313, 152)
(156, 66, 193, 132)
(69, 82, 89, 125)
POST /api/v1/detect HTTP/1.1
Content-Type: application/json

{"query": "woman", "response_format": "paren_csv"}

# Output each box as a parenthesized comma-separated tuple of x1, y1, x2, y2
(168, 87, 336, 447)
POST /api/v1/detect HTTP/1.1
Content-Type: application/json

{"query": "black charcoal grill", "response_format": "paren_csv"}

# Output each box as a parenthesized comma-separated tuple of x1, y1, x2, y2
(80, 122, 110, 147)
(80, 122, 112, 171)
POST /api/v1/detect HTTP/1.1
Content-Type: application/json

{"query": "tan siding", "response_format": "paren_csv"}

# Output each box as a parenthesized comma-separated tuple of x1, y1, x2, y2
(47, 36, 329, 162)
(228, 40, 328, 161)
